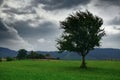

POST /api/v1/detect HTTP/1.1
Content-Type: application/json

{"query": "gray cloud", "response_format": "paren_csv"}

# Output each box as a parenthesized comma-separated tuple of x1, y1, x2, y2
(2, 4, 36, 15)
(32, 0, 91, 10)
(114, 27, 120, 30)
(0, 0, 120, 50)
(2, 7, 36, 15)
(0, 0, 3, 6)
(0, 20, 19, 40)
(102, 33, 120, 49)
(11, 21, 59, 39)
(109, 17, 120, 25)
(0, 19, 33, 50)
(95, 0, 120, 7)
(100, 0, 120, 6)
(0, 19, 8, 31)
(7, 20, 60, 51)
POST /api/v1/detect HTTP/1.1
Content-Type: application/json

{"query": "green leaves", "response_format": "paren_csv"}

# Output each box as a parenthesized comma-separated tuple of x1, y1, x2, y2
(17, 49, 27, 60)
(57, 10, 105, 56)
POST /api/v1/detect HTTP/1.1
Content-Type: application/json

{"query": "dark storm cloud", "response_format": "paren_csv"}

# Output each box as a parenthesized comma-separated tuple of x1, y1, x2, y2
(100, 0, 120, 6)
(0, 0, 120, 50)
(0, 20, 19, 41)
(0, 20, 8, 31)
(11, 21, 59, 39)
(0, 19, 33, 50)
(33, 0, 91, 10)
(0, 0, 3, 6)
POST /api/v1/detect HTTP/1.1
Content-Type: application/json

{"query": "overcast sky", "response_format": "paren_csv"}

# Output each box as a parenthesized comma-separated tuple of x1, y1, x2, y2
(0, 0, 120, 51)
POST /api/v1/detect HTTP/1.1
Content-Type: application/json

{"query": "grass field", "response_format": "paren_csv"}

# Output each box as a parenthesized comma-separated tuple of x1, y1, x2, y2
(0, 60, 120, 80)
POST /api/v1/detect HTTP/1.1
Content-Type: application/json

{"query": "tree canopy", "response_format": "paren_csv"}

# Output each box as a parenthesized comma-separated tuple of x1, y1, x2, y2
(57, 10, 105, 68)
(17, 49, 27, 60)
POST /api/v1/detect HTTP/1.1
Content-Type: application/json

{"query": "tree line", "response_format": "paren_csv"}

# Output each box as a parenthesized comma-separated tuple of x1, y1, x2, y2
(0, 49, 54, 62)
(17, 49, 52, 60)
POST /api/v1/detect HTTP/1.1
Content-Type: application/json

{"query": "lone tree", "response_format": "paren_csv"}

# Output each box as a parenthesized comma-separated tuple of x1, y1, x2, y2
(17, 49, 27, 60)
(56, 10, 105, 68)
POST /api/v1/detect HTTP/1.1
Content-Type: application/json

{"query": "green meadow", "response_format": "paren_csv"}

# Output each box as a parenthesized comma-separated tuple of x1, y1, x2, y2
(0, 60, 120, 80)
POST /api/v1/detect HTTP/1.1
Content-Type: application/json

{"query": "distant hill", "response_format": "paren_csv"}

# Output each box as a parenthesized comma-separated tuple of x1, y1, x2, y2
(0, 47, 120, 60)
(37, 48, 120, 60)
(86, 48, 120, 60)
(0, 47, 17, 58)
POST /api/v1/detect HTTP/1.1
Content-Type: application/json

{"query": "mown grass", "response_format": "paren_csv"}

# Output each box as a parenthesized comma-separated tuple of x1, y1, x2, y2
(0, 60, 120, 80)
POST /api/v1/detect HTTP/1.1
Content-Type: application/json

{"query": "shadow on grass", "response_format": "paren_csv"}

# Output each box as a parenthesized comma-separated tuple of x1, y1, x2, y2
(61, 66, 119, 74)
(62, 66, 99, 71)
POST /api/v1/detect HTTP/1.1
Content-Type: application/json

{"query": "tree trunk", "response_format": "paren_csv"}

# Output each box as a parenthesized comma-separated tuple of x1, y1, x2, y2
(80, 55, 87, 68)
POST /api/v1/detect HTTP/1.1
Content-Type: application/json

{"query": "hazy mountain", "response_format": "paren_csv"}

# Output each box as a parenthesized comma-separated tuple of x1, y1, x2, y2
(0, 47, 120, 60)
(37, 48, 120, 60)
(0, 47, 17, 58)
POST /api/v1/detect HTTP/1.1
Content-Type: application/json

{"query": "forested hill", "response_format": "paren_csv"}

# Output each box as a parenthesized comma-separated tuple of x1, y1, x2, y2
(0, 47, 120, 60)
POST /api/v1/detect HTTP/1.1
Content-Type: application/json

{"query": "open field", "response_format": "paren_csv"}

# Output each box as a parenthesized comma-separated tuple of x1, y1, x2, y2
(0, 60, 120, 80)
